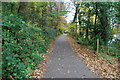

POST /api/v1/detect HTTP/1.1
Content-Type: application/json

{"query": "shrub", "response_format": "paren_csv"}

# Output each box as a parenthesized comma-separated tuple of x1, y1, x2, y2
(2, 14, 56, 79)
(77, 37, 89, 45)
(44, 28, 57, 39)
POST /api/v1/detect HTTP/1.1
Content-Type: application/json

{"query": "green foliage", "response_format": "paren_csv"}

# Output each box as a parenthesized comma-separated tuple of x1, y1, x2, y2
(100, 46, 120, 57)
(2, 2, 66, 79)
(67, 23, 76, 37)
(101, 53, 113, 64)
(44, 28, 57, 38)
(77, 37, 89, 45)
(2, 14, 57, 79)
(107, 47, 120, 57)
(68, 2, 120, 57)
(68, 2, 120, 61)
(3, 14, 27, 31)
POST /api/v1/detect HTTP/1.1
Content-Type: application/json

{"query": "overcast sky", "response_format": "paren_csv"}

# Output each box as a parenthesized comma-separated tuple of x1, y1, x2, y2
(64, 0, 75, 23)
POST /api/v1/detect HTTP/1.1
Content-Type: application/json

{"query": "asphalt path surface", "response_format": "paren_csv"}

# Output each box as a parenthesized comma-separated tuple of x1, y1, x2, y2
(43, 34, 99, 78)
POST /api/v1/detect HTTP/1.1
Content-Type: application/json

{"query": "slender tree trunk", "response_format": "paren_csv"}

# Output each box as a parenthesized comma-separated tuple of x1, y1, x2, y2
(72, 3, 80, 23)
(93, 3, 98, 51)
(86, 9, 90, 40)
(49, 3, 53, 27)
(72, 3, 80, 39)
(42, 8, 47, 27)
(94, 3, 98, 25)
(98, 4, 110, 46)
(78, 13, 82, 35)
(18, 2, 28, 21)
(94, 3, 98, 37)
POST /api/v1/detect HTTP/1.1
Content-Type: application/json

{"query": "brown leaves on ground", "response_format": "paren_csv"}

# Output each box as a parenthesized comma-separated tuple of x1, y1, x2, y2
(66, 36, 120, 78)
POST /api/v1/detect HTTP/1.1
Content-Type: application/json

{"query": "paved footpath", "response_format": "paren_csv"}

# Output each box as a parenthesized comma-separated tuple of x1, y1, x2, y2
(43, 34, 98, 78)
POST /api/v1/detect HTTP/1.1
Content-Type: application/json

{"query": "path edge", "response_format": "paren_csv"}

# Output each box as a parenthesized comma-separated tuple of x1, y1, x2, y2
(27, 34, 62, 78)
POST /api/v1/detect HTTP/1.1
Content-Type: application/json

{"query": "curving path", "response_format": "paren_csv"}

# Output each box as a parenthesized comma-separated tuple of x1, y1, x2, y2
(43, 34, 98, 78)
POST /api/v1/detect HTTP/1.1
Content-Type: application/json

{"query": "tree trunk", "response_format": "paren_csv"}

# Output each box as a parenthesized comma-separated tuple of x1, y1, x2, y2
(72, 3, 80, 23)
(72, 3, 80, 39)
(86, 9, 90, 40)
(94, 3, 98, 25)
(18, 1, 28, 21)
(98, 3, 110, 46)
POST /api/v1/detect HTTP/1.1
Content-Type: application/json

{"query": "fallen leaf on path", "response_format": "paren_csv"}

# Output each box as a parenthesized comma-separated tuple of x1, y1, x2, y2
(67, 70, 70, 73)
(58, 58, 61, 60)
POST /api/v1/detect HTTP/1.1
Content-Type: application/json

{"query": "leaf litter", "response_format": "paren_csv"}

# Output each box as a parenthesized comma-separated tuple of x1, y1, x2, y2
(66, 36, 119, 78)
